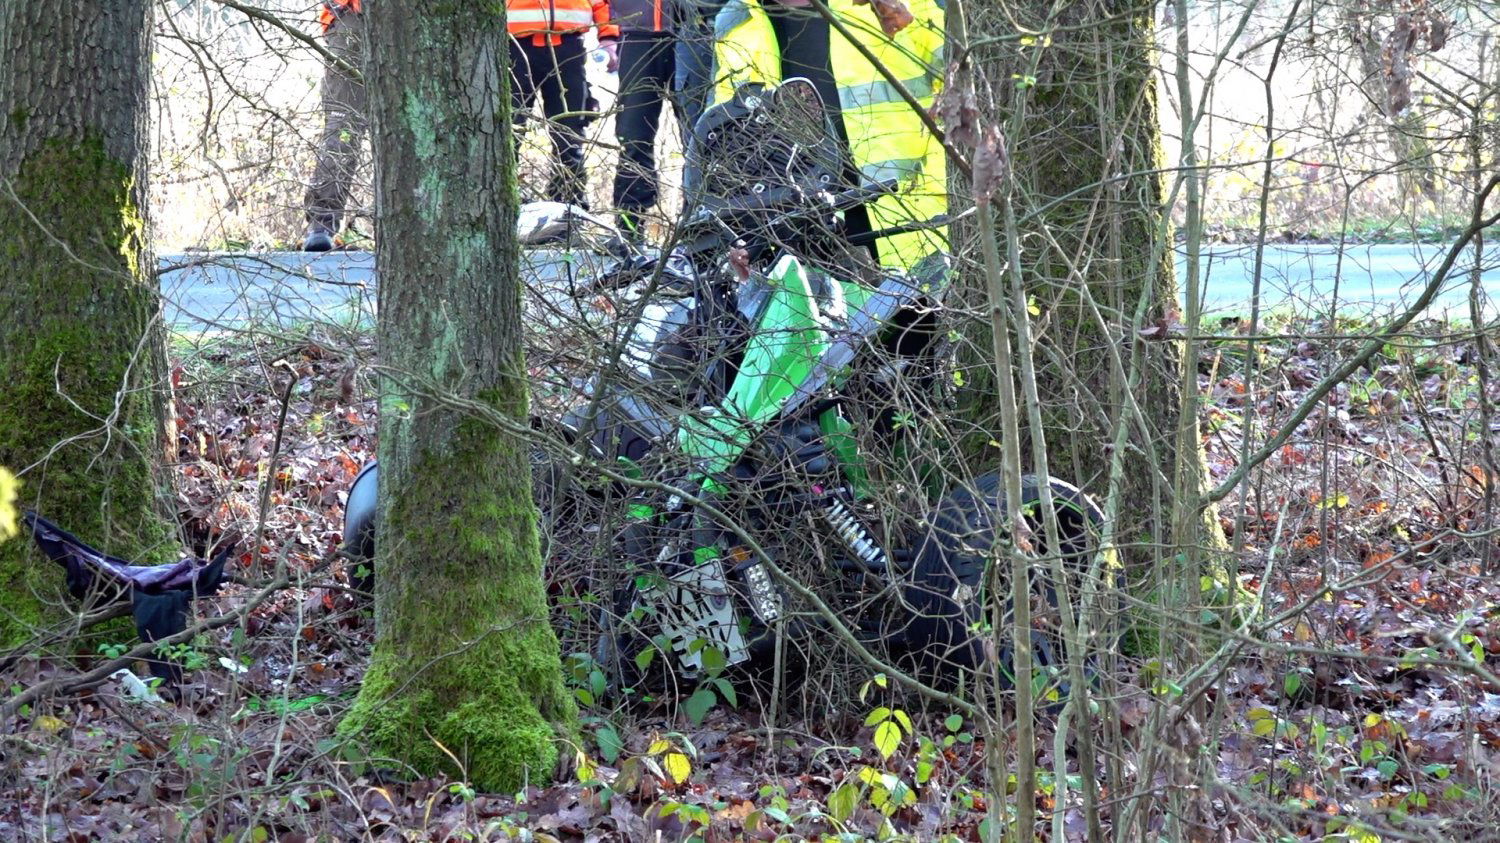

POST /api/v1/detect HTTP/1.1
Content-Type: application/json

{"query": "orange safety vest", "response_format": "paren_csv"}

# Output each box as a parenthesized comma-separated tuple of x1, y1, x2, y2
(508, 0, 619, 46)
(318, 0, 361, 33)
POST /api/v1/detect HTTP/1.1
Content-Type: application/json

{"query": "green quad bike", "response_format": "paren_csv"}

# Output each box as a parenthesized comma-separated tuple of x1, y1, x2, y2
(343, 78, 1107, 694)
(562, 79, 1108, 693)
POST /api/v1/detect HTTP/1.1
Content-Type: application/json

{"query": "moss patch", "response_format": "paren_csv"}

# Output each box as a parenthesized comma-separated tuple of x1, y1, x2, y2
(338, 386, 577, 792)
(0, 137, 172, 647)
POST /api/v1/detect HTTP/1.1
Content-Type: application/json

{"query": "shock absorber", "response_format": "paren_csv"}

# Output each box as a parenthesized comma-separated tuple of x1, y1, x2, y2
(824, 492, 888, 569)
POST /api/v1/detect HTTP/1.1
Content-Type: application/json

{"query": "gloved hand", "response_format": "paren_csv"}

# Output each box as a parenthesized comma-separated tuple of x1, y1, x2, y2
(853, 0, 913, 35)
(599, 38, 620, 72)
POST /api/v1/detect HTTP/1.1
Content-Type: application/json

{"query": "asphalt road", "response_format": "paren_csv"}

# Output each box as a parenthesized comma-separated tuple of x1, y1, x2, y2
(1188, 242, 1498, 317)
(158, 249, 611, 333)
(158, 242, 1498, 332)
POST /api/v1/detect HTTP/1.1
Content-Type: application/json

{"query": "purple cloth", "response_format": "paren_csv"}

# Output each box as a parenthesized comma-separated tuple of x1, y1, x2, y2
(22, 511, 226, 598)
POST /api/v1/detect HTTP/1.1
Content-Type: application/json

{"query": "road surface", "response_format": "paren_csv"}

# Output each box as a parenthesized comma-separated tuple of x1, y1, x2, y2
(158, 242, 1498, 332)
(158, 249, 612, 333)
(1188, 242, 1497, 317)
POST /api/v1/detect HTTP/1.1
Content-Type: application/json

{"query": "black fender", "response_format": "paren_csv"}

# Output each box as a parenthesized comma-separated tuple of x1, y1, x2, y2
(898, 473, 1105, 682)
(341, 460, 379, 596)
(560, 388, 668, 466)
(343, 460, 379, 563)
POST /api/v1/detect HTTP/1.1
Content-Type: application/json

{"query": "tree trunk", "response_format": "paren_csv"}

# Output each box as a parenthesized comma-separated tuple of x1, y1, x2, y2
(954, 0, 1221, 563)
(337, 4, 577, 791)
(1346, 12, 1440, 203)
(0, 2, 171, 647)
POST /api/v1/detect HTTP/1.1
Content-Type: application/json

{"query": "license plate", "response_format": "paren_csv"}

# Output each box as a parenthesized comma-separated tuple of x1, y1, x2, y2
(635, 558, 749, 672)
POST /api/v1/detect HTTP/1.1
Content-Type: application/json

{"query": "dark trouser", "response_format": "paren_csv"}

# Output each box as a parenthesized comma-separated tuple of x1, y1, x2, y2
(510, 34, 591, 207)
(613, 32, 682, 212)
(675, 15, 716, 139)
(305, 15, 368, 233)
(767, 6, 875, 260)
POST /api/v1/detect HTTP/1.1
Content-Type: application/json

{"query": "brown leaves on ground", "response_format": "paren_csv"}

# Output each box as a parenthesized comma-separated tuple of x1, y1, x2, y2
(7, 315, 1500, 840)
(1195, 318, 1500, 836)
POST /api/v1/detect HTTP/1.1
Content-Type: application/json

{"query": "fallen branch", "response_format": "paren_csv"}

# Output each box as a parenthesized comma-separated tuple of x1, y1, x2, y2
(0, 602, 133, 675)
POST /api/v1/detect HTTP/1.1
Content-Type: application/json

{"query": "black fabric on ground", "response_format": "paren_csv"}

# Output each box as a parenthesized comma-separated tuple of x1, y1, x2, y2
(22, 511, 231, 687)
(132, 589, 193, 686)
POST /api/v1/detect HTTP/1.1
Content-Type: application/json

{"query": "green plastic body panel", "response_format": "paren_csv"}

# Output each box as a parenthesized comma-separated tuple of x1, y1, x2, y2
(818, 407, 866, 496)
(679, 256, 825, 476)
(675, 257, 881, 488)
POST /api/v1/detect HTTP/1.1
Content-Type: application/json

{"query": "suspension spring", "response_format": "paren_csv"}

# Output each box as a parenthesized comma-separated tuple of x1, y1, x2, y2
(825, 495, 887, 568)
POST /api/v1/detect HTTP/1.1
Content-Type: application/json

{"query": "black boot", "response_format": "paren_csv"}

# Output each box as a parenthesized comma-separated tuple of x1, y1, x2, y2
(302, 225, 335, 252)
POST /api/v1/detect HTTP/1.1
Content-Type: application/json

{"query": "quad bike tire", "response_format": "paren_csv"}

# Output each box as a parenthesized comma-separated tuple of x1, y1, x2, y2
(339, 422, 606, 597)
(897, 472, 1105, 687)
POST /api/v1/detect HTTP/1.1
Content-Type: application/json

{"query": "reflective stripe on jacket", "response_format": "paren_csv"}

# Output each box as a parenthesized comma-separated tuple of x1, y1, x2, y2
(508, 0, 620, 41)
(318, 0, 361, 34)
(710, 0, 947, 270)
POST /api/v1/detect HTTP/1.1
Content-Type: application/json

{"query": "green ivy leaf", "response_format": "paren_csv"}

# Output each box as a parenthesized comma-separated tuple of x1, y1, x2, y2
(828, 782, 859, 822)
(764, 805, 792, 824)
(873, 721, 902, 759)
(712, 677, 738, 708)
(892, 709, 913, 735)
(699, 643, 727, 675)
(1283, 672, 1302, 698)
(663, 752, 692, 785)
(596, 724, 623, 764)
(684, 687, 716, 725)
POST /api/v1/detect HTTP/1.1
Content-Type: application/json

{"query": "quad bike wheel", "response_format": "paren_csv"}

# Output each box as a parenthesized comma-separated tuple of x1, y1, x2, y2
(897, 472, 1106, 688)
(338, 424, 609, 598)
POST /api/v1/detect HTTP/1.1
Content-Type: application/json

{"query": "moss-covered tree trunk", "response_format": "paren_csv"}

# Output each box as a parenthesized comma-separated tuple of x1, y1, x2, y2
(337, 3, 577, 791)
(953, 0, 1221, 563)
(0, 2, 172, 647)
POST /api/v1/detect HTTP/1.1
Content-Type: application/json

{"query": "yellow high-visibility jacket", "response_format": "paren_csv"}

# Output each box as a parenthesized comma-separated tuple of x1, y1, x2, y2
(710, 0, 947, 270)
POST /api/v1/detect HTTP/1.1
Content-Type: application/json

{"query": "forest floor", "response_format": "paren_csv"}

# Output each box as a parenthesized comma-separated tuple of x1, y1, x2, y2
(4, 314, 1500, 842)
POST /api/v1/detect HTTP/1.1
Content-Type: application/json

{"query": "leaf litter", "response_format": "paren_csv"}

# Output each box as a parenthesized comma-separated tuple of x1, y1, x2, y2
(4, 316, 1500, 840)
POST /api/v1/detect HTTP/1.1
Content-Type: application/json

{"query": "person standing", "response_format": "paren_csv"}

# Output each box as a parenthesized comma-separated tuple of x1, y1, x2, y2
(508, 0, 620, 207)
(609, 0, 698, 239)
(303, 0, 366, 252)
(708, 0, 947, 271)
(674, 0, 723, 138)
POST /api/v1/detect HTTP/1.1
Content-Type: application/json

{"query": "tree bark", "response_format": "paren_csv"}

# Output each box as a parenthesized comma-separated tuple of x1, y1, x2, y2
(0, 2, 172, 647)
(954, 0, 1221, 563)
(337, 3, 577, 791)
(1345, 10, 1440, 202)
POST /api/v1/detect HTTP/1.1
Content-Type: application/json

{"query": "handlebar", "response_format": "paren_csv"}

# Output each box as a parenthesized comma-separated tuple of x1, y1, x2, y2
(678, 178, 901, 254)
